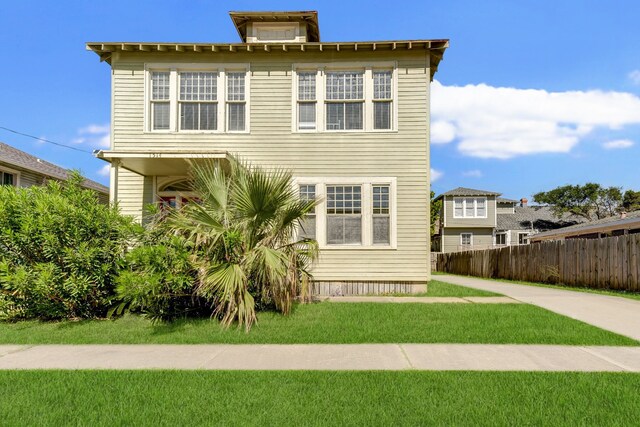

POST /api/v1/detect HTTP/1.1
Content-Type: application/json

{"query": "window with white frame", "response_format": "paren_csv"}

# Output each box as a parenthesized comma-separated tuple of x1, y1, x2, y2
(297, 72, 316, 130)
(373, 71, 392, 130)
(460, 233, 473, 246)
(151, 71, 170, 130)
(372, 185, 390, 244)
(179, 72, 218, 130)
(326, 185, 362, 244)
(453, 197, 488, 218)
(226, 72, 246, 131)
(495, 232, 506, 245)
(298, 184, 316, 239)
(518, 233, 529, 245)
(325, 72, 364, 130)
(0, 170, 17, 186)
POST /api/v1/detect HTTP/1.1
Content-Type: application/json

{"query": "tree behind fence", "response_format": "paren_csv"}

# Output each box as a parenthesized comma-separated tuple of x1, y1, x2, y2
(436, 234, 640, 292)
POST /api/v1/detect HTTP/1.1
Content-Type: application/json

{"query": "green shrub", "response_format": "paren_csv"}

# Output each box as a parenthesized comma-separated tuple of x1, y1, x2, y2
(0, 173, 135, 320)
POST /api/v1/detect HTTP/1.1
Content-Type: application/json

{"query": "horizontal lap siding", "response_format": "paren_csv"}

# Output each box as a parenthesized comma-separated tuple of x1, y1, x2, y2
(112, 52, 431, 281)
(442, 228, 494, 253)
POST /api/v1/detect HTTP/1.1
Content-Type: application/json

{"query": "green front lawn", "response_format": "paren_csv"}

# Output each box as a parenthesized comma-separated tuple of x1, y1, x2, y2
(1, 303, 635, 345)
(1, 371, 639, 426)
(421, 280, 500, 297)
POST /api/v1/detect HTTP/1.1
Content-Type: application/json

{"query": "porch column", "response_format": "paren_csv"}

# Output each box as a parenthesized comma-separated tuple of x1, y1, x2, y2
(109, 159, 120, 203)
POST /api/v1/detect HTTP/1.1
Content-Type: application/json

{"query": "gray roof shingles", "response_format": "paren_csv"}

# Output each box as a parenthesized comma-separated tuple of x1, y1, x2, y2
(436, 187, 501, 199)
(497, 206, 584, 232)
(0, 142, 108, 194)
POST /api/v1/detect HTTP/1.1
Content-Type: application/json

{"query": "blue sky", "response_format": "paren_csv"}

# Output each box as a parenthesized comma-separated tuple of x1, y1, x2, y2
(1, 0, 639, 200)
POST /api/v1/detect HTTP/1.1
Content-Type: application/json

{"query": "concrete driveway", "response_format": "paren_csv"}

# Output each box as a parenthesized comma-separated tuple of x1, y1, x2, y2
(437, 274, 640, 341)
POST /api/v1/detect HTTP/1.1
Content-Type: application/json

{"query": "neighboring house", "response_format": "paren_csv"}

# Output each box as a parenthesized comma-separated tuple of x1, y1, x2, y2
(87, 10, 449, 293)
(530, 210, 640, 242)
(433, 187, 582, 252)
(0, 141, 109, 202)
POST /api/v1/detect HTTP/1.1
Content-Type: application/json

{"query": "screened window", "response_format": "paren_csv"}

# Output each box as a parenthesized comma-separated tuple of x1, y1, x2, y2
(298, 184, 316, 239)
(297, 72, 316, 130)
(179, 72, 217, 130)
(151, 71, 170, 130)
(372, 185, 390, 244)
(461, 233, 473, 246)
(496, 233, 506, 245)
(1, 171, 16, 186)
(373, 71, 392, 130)
(227, 72, 246, 131)
(325, 72, 364, 130)
(326, 185, 362, 244)
(453, 197, 488, 218)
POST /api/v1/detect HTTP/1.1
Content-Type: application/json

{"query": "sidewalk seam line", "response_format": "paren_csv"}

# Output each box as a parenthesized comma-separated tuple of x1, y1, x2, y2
(578, 347, 633, 372)
(398, 345, 415, 370)
(0, 345, 35, 359)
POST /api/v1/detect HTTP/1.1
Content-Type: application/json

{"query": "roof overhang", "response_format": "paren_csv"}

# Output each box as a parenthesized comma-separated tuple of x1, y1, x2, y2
(86, 39, 449, 80)
(229, 10, 320, 42)
(94, 150, 231, 176)
(530, 217, 640, 242)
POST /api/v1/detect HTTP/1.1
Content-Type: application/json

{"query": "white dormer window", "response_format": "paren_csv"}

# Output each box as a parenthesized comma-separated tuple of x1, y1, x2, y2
(453, 197, 487, 218)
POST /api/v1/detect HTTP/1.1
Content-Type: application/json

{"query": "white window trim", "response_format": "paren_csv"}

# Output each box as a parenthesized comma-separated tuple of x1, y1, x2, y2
(144, 63, 250, 134)
(460, 232, 473, 246)
(0, 166, 21, 187)
(518, 232, 530, 245)
(453, 197, 488, 219)
(294, 176, 397, 250)
(291, 62, 398, 134)
(494, 232, 507, 246)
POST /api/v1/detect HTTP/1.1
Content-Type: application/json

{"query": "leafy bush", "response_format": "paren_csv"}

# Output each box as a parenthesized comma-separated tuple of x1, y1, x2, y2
(0, 173, 134, 320)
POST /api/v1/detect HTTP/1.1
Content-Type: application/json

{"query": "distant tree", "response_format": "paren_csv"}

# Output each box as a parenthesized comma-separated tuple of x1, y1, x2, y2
(622, 190, 640, 212)
(430, 190, 442, 236)
(533, 183, 622, 221)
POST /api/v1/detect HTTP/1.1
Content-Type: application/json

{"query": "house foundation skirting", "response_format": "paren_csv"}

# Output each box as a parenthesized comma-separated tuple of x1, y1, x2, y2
(312, 281, 427, 296)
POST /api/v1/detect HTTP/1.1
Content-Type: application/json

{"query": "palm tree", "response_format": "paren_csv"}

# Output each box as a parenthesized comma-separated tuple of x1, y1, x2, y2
(167, 158, 319, 331)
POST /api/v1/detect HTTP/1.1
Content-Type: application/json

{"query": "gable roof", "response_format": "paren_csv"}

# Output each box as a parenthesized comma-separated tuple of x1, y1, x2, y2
(0, 142, 108, 194)
(497, 206, 584, 232)
(435, 187, 501, 200)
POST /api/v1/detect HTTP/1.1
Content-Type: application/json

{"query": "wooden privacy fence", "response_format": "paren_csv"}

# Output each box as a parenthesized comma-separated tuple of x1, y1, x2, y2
(436, 234, 640, 292)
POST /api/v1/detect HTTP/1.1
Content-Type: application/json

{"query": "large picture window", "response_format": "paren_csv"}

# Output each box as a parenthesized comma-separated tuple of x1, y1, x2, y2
(179, 72, 217, 130)
(326, 185, 362, 244)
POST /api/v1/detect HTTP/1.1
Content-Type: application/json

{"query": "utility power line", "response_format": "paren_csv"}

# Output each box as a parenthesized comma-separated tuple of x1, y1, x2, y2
(0, 126, 93, 154)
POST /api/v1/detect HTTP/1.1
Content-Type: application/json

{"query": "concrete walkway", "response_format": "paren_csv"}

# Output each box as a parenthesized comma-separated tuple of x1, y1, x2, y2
(437, 275, 640, 341)
(324, 296, 520, 304)
(0, 344, 639, 371)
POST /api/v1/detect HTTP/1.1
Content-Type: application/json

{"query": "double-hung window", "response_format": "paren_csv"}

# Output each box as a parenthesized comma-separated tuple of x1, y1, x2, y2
(326, 185, 362, 244)
(297, 72, 316, 130)
(151, 71, 170, 130)
(461, 233, 473, 246)
(372, 185, 390, 244)
(227, 72, 246, 131)
(495, 232, 507, 246)
(373, 71, 392, 130)
(298, 185, 316, 239)
(325, 72, 364, 130)
(179, 72, 217, 130)
(0, 170, 16, 186)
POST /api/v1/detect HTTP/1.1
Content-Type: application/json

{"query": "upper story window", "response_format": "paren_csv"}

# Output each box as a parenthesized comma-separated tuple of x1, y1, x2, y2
(297, 72, 316, 130)
(453, 197, 487, 218)
(226, 72, 246, 131)
(292, 65, 396, 133)
(151, 72, 170, 130)
(326, 72, 364, 130)
(179, 72, 218, 131)
(146, 65, 248, 133)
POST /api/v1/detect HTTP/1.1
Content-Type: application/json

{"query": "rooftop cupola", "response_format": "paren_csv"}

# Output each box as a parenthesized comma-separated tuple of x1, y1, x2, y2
(229, 11, 320, 43)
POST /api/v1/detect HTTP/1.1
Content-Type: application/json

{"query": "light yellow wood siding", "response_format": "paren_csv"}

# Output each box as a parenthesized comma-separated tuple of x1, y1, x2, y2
(110, 50, 432, 282)
(443, 196, 497, 228)
(442, 227, 494, 253)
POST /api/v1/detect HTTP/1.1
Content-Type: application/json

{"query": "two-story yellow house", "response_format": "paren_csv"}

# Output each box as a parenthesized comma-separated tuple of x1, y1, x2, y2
(88, 11, 448, 294)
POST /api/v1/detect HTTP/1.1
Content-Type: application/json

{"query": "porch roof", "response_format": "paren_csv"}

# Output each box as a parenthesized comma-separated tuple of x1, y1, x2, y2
(94, 150, 231, 176)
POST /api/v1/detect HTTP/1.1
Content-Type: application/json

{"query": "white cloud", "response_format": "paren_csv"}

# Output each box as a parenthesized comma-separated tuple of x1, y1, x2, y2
(74, 124, 110, 149)
(430, 168, 443, 182)
(629, 70, 640, 86)
(97, 164, 110, 176)
(602, 139, 634, 150)
(462, 170, 483, 178)
(431, 120, 456, 144)
(431, 81, 640, 159)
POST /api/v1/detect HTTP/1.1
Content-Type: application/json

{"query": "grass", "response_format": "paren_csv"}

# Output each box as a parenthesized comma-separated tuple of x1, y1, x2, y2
(1, 371, 639, 426)
(0, 303, 636, 345)
(421, 279, 500, 297)
(438, 272, 640, 301)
